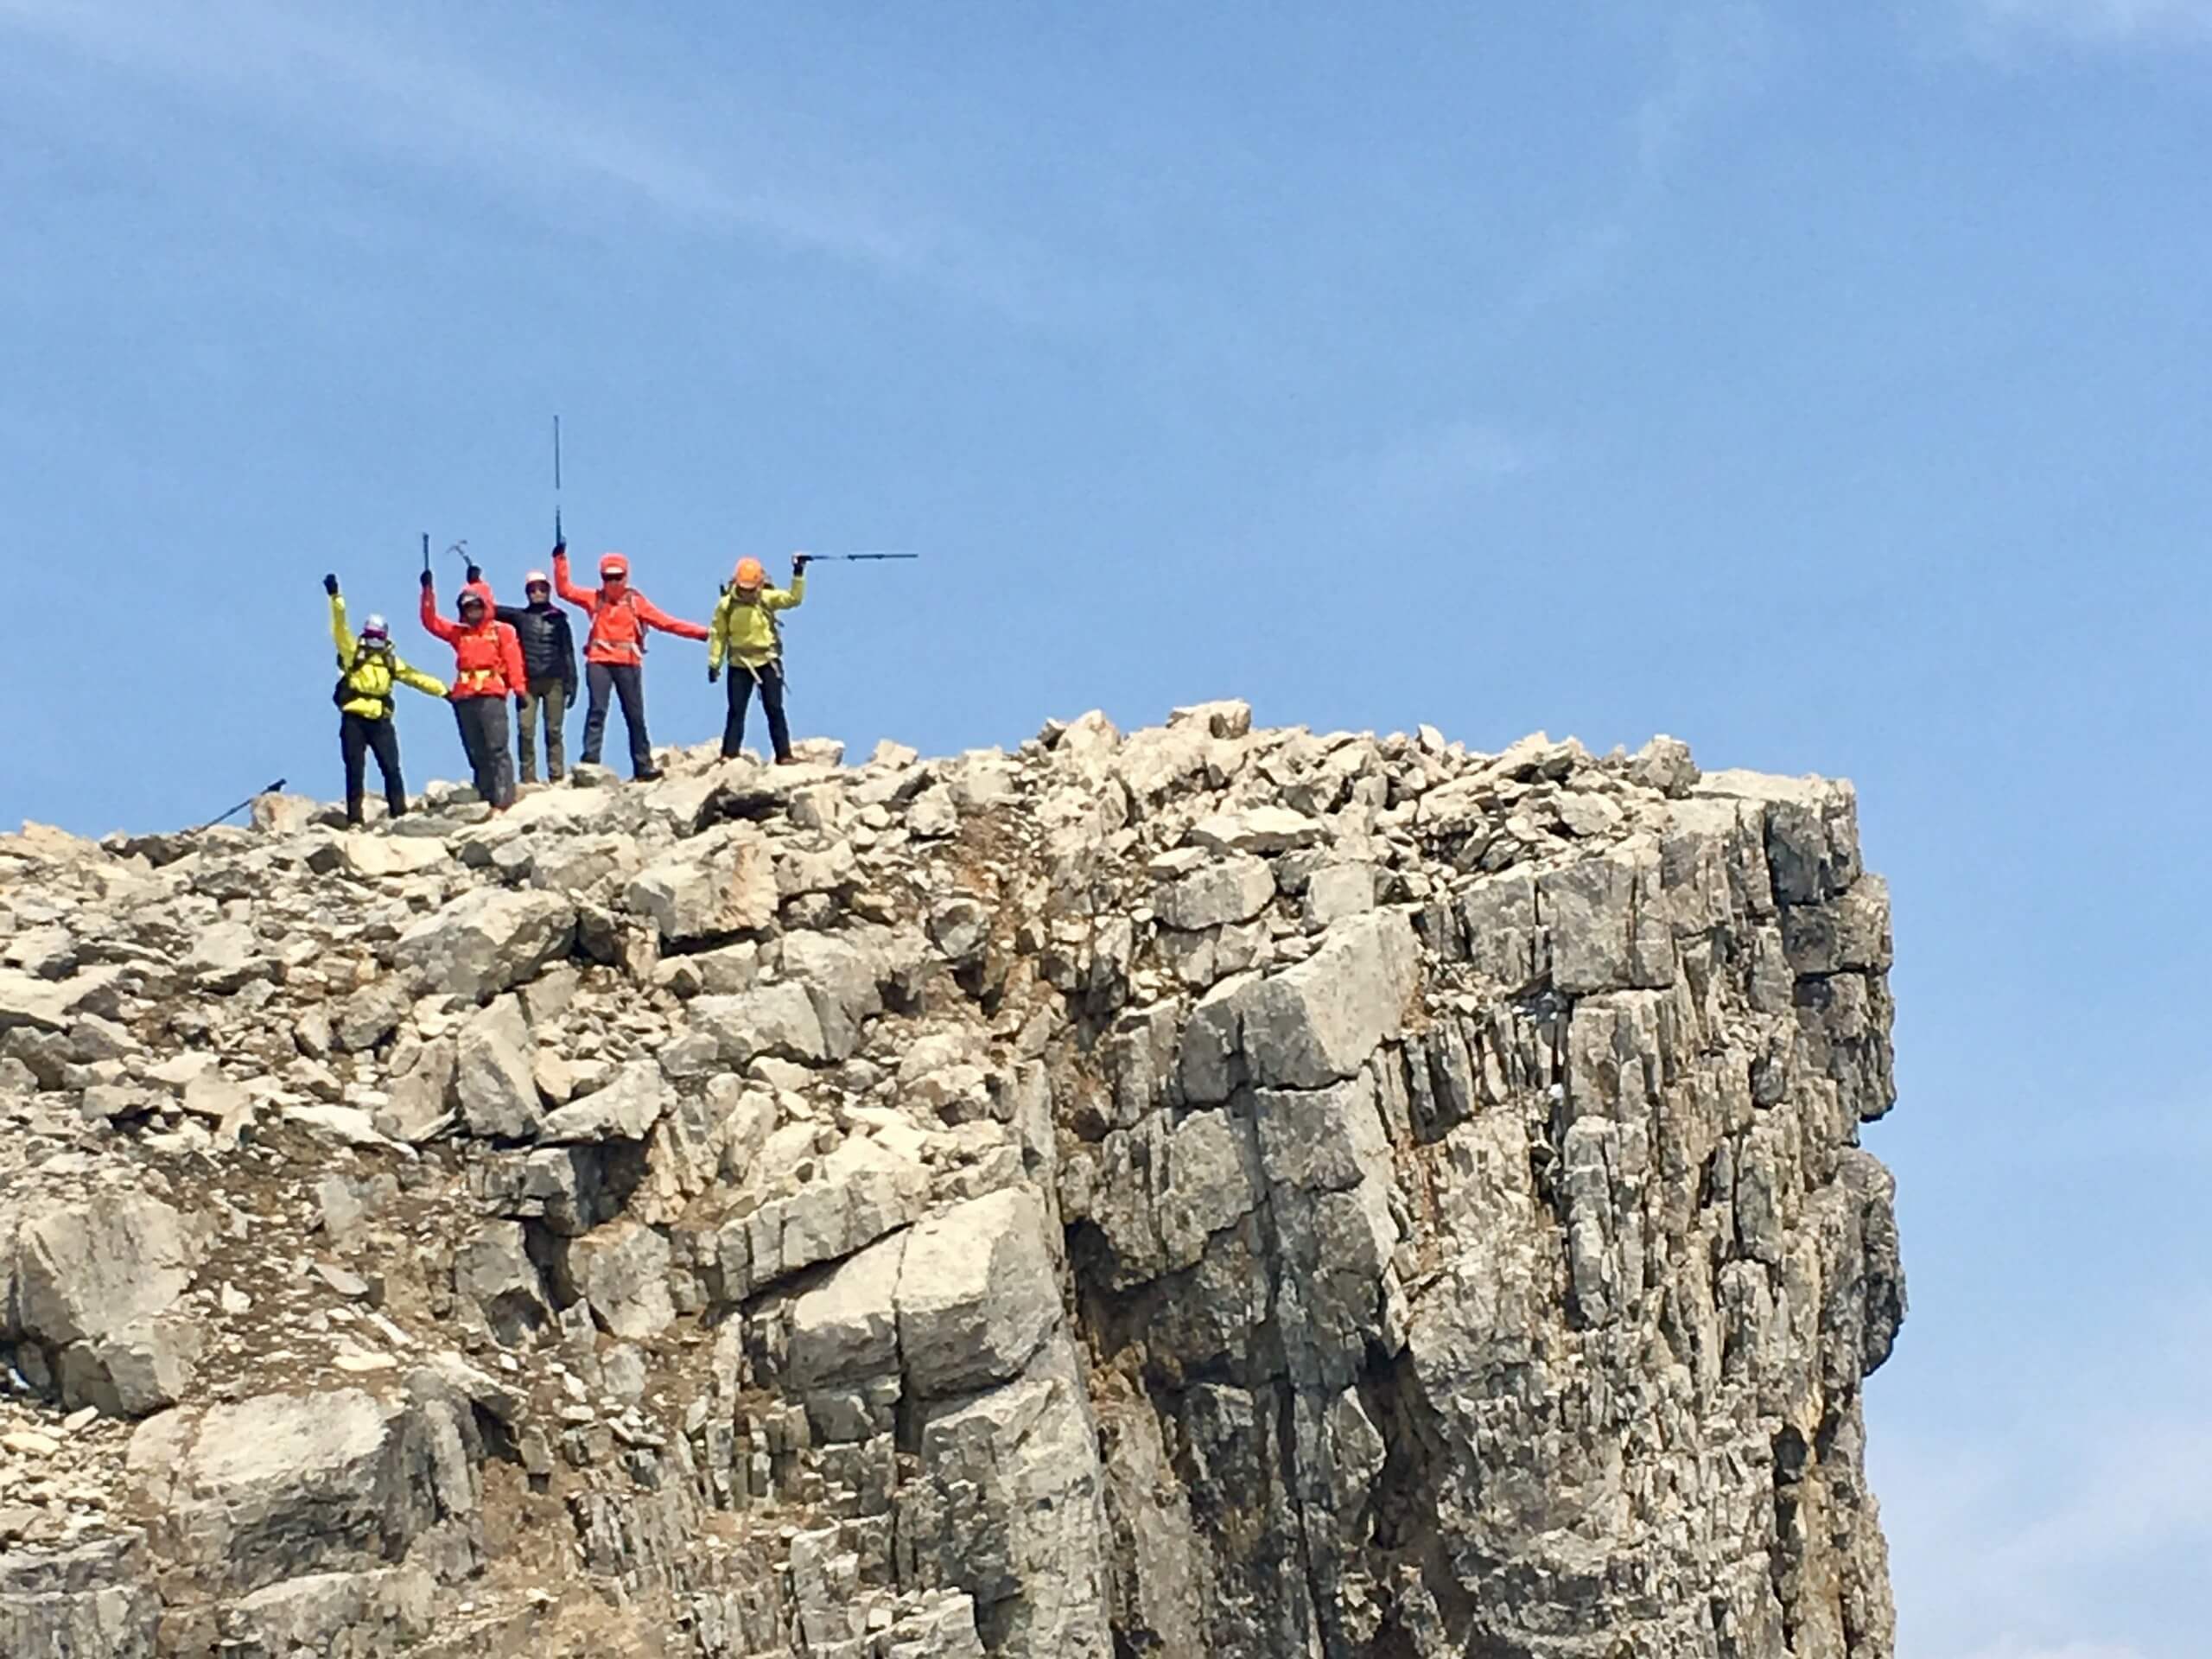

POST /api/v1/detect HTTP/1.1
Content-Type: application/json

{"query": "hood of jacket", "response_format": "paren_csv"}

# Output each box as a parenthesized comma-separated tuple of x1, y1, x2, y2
(457, 579, 499, 626)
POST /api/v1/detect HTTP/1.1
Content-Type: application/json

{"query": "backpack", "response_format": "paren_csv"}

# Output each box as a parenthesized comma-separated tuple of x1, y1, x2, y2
(335, 645, 396, 711)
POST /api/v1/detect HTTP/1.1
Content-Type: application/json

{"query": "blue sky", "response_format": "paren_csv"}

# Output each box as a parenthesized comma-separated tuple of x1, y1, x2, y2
(3, 3, 2208, 1652)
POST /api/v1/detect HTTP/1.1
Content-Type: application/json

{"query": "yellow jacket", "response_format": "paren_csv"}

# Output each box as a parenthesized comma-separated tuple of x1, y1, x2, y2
(709, 574, 804, 671)
(331, 595, 447, 717)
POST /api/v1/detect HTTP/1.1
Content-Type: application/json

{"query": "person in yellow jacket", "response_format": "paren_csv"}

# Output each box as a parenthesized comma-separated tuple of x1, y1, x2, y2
(708, 554, 807, 763)
(324, 574, 447, 825)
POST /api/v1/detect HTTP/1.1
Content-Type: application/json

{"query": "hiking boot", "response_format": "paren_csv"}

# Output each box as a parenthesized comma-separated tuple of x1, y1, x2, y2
(633, 765, 664, 784)
(773, 753, 798, 766)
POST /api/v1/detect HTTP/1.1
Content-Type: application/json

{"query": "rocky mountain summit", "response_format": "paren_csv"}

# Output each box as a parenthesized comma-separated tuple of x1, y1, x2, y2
(0, 705, 1905, 1658)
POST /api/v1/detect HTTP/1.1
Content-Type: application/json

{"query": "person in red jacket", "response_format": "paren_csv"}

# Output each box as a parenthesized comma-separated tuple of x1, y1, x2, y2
(419, 570, 526, 810)
(550, 540, 708, 782)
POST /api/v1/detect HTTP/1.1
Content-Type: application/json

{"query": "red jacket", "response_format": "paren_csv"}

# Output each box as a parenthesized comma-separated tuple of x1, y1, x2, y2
(420, 580, 528, 699)
(553, 550, 708, 666)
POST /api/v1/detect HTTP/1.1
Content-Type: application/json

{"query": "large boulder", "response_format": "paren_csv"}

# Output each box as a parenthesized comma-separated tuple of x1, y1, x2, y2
(789, 1230, 907, 1389)
(624, 822, 778, 945)
(564, 1219, 674, 1342)
(1151, 850, 1274, 932)
(337, 836, 449, 878)
(688, 983, 830, 1067)
(333, 976, 416, 1053)
(393, 889, 575, 1002)
(454, 995, 540, 1141)
(0, 966, 123, 1036)
(896, 1189, 1061, 1400)
(735, 1136, 932, 1296)
(56, 1311, 207, 1415)
(1180, 910, 1420, 1101)
(0, 1533, 160, 1657)
(537, 1059, 667, 1144)
(452, 1221, 548, 1345)
(16, 1192, 200, 1350)
(126, 1387, 476, 1599)
(779, 930, 893, 1060)
(899, 1339, 1113, 1659)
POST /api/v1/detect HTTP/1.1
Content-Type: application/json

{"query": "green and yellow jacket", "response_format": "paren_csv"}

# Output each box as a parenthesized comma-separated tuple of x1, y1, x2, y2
(709, 573, 804, 672)
(331, 594, 447, 718)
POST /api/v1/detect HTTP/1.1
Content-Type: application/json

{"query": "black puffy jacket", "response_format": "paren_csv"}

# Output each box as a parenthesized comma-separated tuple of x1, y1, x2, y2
(494, 601, 579, 696)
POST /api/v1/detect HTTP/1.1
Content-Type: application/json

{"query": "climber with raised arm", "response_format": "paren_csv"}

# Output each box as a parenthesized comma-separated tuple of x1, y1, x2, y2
(419, 568, 525, 810)
(324, 574, 446, 827)
(709, 554, 808, 765)
(551, 540, 708, 782)
(485, 565, 579, 785)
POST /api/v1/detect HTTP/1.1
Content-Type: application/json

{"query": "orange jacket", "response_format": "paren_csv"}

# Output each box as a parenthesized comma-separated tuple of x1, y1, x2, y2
(420, 580, 528, 699)
(552, 550, 708, 666)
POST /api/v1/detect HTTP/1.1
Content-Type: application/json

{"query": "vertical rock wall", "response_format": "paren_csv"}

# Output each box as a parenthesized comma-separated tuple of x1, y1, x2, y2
(0, 711, 1904, 1656)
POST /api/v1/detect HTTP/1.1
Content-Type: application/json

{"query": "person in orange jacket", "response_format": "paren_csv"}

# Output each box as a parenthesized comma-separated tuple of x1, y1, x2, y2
(419, 569, 526, 810)
(550, 540, 708, 782)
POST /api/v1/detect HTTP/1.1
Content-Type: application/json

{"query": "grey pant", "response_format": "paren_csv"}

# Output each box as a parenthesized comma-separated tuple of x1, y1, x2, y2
(452, 697, 516, 809)
(517, 677, 568, 782)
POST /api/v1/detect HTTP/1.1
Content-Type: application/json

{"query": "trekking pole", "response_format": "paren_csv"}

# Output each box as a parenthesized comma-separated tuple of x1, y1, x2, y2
(191, 779, 287, 836)
(421, 533, 431, 578)
(553, 415, 563, 546)
(814, 552, 920, 562)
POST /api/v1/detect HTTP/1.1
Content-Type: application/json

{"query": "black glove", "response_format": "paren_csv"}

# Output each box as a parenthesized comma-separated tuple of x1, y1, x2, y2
(553, 540, 567, 560)
(467, 563, 483, 584)
(708, 664, 721, 683)
(792, 553, 812, 573)
(323, 573, 340, 596)
(419, 569, 435, 592)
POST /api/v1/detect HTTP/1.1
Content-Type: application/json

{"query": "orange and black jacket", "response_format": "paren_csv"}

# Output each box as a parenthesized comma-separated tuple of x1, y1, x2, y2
(420, 579, 528, 699)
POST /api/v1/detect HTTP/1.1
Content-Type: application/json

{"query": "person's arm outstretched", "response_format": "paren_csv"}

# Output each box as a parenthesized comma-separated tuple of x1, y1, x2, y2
(418, 570, 461, 642)
(633, 592, 710, 642)
(393, 658, 448, 699)
(327, 576, 356, 667)
(764, 563, 806, 613)
(550, 544, 595, 610)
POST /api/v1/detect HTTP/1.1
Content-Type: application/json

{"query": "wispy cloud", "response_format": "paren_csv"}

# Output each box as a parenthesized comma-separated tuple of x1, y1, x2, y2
(1326, 420, 1544, 521)
(1967, 0, 2212, 47)
(1508, 3, 1774, 323)
(1877, 1293, 2212, 1658)
(0, 0, 1046, 311)
(1636, 0, 1776, 177)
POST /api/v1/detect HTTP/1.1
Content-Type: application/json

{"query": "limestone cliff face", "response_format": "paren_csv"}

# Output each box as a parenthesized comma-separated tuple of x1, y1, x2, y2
(0, 707, 1904, 1658)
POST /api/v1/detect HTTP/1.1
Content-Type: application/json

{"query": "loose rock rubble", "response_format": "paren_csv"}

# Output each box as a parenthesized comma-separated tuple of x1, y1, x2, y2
(0, 710, 1906, 1657)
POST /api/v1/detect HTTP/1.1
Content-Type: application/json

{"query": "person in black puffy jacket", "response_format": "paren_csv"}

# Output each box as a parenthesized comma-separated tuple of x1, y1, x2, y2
(483, 565, 580, 784)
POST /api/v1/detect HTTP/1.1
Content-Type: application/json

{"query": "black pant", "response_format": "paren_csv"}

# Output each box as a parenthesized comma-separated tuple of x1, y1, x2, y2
(340, 713, 406, 823)
(582, 662, 654, 776)
(722, 659, 791, 762)
(453, 697, 517, 808)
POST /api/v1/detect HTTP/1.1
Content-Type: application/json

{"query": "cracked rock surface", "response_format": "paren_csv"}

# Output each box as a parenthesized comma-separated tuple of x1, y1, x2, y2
(0, 709, 1905, 1656)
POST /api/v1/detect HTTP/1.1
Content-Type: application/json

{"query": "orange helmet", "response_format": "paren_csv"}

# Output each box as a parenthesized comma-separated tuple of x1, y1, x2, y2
(733, 557, 766, 591)
(599, 553, 629, 582)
